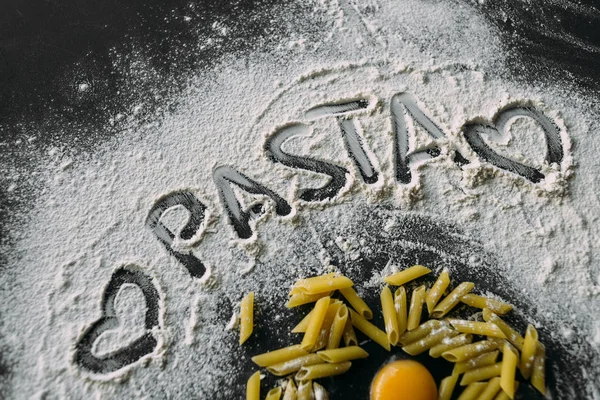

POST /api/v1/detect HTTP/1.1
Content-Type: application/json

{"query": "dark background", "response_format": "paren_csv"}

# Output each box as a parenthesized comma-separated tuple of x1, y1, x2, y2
(1, 0, 599, 148)
(1, 0, 599, 397)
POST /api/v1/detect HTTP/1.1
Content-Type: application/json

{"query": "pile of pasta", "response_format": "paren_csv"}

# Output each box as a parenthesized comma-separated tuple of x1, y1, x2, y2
(240, 266, 547, 400)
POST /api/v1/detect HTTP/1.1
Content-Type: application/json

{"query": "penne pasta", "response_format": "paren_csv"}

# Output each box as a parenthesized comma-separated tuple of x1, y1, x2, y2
(426, 268, 450, 314)
(240, 292, 255, 345)
(460, 294, 512, 315)
(438, 371, 460, 400)
(349, 309, 391, 351)
(384, 265, 431, 286)
(292, 311, 314, 333)
(287, 291, 332, 308)
(447, 319, 507, 338)
(293, 299, 341, 332)
(317, 346, 369, 363)
(265, 387, 282, 400)
(407, 285, 426, 331)
(282, 379, 297, 400)
(520, 324, 539, 379)
(500, 342, 519, 399)
(246, 371, 261, 400)
(493, 382, 519, 400)
(442, 339, 498, 363)
(297, 380, 312, 400)
(342, 318, 358, 347)
(294, 275, 354, 295)
(402, 326, 456, 356)
(266, 354, 323, 377)
(290, 273, 336, 295)
(478, 377, 502, 400)
(327, 304, 348, 349)
(380, 286, 400, 345)
(398, 319, 444, 346)
(252, 344, 308, 367)
(394, 287, 408, 335)
(429, 334, 473, 358)
(313, 382, 329, 400)
(301, 296, 331, 351)
(453, 350, 499, 374)
(483, 309, 524, 351)
(460, 362, 502, 386)
(456, 382, 487, 400)
(339, 287, 373, 319)
(431, 282, 474, 318)
(315, 302, 342, 350)
(531, 343, 546, 396)
(295, 362, 352, 381)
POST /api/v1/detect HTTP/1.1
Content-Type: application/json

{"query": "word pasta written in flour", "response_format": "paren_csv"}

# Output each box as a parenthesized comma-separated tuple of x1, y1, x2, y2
(74, 91, 566, 374)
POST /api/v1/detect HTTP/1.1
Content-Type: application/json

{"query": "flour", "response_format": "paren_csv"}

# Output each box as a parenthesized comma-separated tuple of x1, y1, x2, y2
(1, 0, 600, 399)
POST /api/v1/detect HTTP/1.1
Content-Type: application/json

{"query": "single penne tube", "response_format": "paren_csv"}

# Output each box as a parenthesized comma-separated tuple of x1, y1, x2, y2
(460, 294, 512, 315)
(327, 304, 348, 349)
(293, 299, 341, 332)
(282, 379, 297, 400)
(460, 362, 502, 386)
(294, 275, 354, 295)
(398, 319, 444, 346)
(453, 350, 499, 374)
(519, 324, 539, 379)
(252, 345, 309, 367)
(313, 382, 329, 400)
(531, 343, 546, 396)
(287, 291, 332, 308)
(407, 285, 426, 330)
(342, 318, 358, 347)
(265, 387, 283, 400)
(394, 287, 408, 335)
(246, 371, 260, 400)
(266, 354, 323, 376)
(478, 377, 502, 400)
(429, 334, 473, 358)
(240, 292, 254, 345)
(442, 339, 498, 363)
(493, 382, 519, 400)
(301, 296, 331, 351)
(292, 311, 313, 333)
(402, 326, 456, 356)
(317, 346, 369, 363)
(290, 273, 337, 295)
(500, 342, 519, 399)
(438, 371, 460, 400)
(431, 282, 474, 318)
(426, 268, 450, 314)
(339, 287, 373, 319)
(297, 380, 312, 400)
(295, 361, 352, 381)
(447, 319, 507, 338)
(380, 286, 400, 345)
(315, 302, 342, 350)
(456, 382, 487, 400)
(384, 265, 431, 286)
(349, 309, 391, 351)
(483, 309, 524, 351)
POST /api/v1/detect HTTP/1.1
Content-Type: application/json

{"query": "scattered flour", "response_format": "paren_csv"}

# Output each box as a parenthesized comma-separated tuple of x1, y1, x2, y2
(1, 0, 599, 398)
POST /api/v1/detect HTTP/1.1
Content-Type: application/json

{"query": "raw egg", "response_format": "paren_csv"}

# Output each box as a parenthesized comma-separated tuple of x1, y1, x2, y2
(370, 360, 437, 400)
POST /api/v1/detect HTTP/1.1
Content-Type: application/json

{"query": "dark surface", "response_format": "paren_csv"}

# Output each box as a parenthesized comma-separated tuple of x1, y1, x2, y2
(1, 0, 599, 397)
(232, 207, 590, 399)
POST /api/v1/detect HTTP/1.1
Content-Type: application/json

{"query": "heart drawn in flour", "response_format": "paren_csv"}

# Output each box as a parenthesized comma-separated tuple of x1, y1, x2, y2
(462, 106, 563, 183)
(74, 266, 161, 374)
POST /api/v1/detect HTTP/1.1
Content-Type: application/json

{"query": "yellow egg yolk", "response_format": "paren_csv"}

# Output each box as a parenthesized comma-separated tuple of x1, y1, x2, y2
(370, 360, 437, 400)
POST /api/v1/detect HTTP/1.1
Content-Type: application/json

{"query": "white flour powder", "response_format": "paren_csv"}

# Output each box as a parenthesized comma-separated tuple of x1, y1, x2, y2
(1, 0, 599, 398)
